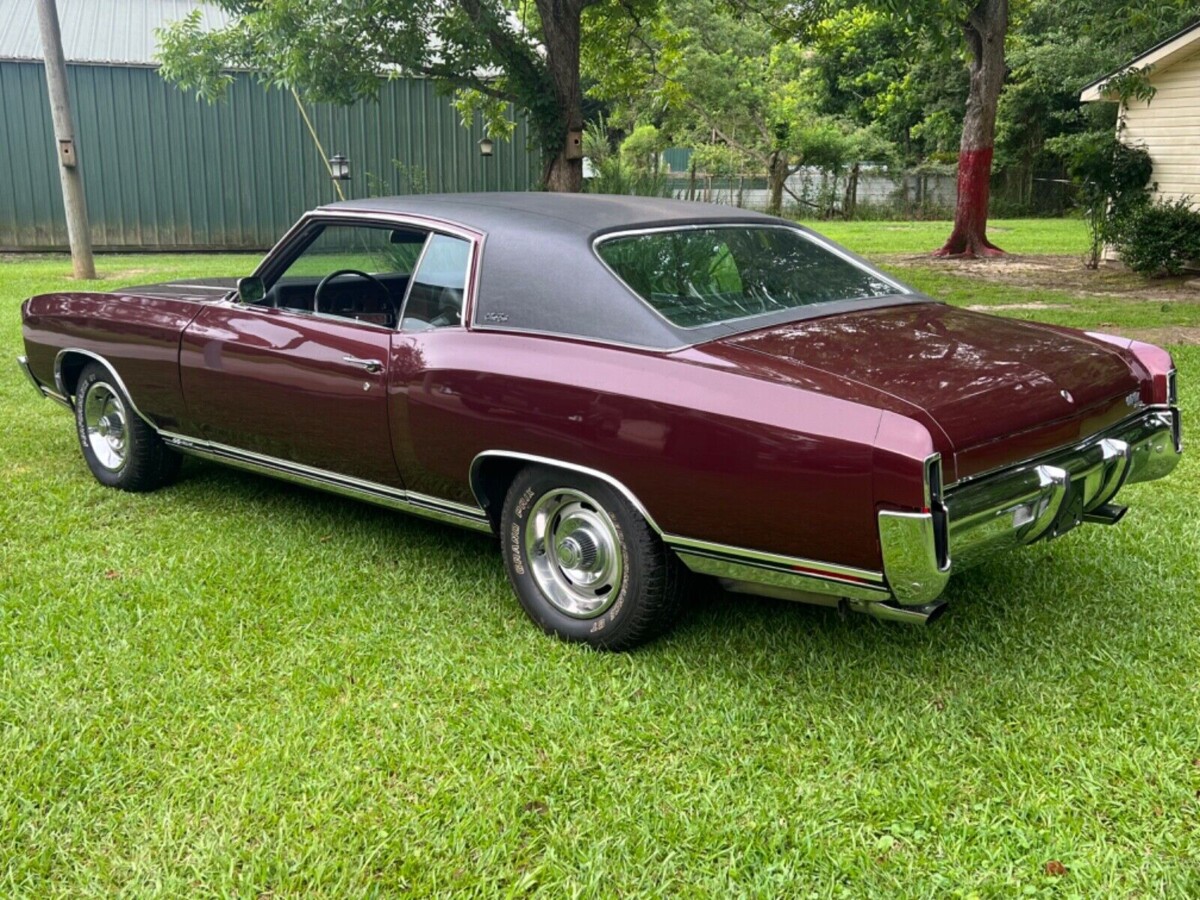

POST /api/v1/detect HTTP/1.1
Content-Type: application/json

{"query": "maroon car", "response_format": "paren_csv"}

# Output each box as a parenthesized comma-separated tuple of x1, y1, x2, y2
(18, 194, 1182, 648)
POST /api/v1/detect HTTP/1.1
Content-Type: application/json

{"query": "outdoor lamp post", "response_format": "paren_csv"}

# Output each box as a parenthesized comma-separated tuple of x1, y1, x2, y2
(478, 137, 494, 157)
(328, 154, 351, 180)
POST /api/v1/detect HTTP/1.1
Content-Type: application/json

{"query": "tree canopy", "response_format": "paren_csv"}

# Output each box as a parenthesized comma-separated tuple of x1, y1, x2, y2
(157, 0, 1199, 231)
(157, 0, 658, 191)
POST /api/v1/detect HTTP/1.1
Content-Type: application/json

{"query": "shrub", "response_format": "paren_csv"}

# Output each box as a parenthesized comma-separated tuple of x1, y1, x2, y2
(1048, 131, 1153, 268)
(1110, 197, 1200, 276)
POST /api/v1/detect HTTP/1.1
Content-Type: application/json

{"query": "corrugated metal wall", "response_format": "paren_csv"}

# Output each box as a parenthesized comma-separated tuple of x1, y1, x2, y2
(0, 62, 538, 250)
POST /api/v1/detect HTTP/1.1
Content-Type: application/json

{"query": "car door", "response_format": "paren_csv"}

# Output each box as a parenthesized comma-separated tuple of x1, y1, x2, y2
(178, 219, 425, 488)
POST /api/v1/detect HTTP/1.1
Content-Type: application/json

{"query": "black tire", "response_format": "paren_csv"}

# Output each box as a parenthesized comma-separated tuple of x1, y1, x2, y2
(500, 465, 686, 650)
(73, 362, 181, 492)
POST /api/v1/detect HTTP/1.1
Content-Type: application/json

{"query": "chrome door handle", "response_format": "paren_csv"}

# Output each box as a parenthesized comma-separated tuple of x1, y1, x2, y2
(343, 356, 383, 374)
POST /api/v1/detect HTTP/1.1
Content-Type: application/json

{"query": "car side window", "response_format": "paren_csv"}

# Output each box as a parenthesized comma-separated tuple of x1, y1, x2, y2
(264, 224, 428, 328)
(400, 234, 472, 331)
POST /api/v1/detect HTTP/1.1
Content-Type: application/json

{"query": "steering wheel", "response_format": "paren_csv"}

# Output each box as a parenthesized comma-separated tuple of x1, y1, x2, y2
(313, 269, 396, 322)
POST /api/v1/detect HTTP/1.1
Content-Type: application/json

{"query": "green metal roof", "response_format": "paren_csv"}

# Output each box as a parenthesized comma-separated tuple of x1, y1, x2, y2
(0, 0, 229, 66)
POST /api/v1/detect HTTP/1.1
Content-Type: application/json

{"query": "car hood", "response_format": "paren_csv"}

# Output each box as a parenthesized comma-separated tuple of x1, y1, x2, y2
(116, 277, 239, 303)
(705, 301, 1142, 480)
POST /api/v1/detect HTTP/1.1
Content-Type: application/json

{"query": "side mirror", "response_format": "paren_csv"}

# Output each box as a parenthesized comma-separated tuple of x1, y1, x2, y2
(237, 276, 265, 304)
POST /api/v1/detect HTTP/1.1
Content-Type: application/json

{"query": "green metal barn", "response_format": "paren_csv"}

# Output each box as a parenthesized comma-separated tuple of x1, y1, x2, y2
(0, 0, 537, 251)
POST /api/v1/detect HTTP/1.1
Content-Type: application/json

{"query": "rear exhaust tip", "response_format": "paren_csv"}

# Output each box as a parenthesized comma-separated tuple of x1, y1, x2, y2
(1083, 502, 1128, 526)
(847, 599, 948, 626)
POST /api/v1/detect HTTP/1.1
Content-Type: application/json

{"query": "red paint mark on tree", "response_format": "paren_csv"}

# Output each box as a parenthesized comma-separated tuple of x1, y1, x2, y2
(934, 146, 1004, 258)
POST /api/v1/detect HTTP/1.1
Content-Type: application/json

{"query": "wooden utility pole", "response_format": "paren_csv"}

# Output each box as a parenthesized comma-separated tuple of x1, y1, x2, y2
(37, 0, 95, 279)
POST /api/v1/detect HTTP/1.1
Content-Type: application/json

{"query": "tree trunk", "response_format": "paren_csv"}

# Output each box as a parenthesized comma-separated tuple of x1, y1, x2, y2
(843, 162, 860, 220)
(766, 151, 787, 217)
(935, 0, 1008, 257)
(536, 0, 585, 192)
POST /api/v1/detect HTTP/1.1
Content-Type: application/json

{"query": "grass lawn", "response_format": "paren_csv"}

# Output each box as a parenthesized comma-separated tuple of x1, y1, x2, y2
(798, 217, 1090, 257)
(2, 228, 1199, 896)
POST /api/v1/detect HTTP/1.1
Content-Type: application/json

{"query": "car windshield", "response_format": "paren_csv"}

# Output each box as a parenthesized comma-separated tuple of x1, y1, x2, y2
(595, 226, 901, 328)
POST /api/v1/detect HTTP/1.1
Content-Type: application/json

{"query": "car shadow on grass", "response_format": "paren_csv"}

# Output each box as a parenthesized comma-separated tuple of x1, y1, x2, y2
(169, 458, 1163, 686)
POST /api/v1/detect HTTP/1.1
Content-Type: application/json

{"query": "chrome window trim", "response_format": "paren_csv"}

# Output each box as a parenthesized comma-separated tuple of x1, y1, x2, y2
(249, 210, 485, 332)
(236, 303, 398, 334)
(397, 232, 435, 323)
(590, 222, 912, 334)
(395, 231, 478, 331)
(468, 297, 932, 354)
(465, 325, 693, 355)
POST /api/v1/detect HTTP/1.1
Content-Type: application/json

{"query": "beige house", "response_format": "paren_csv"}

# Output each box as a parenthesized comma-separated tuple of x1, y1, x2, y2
(1080, 22, 1200, 202)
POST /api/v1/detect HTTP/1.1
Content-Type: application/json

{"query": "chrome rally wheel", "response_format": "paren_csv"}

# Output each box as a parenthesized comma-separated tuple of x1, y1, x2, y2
(525, 488, 624, 619)
(81, 381, 128, 471)
(73, 361, 180, 492)
(500, 465, 687, 650)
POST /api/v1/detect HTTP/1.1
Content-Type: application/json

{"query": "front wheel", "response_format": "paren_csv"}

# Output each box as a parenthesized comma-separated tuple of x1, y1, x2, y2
(500, 466, 686, 650)
(74, 362, 180, 492)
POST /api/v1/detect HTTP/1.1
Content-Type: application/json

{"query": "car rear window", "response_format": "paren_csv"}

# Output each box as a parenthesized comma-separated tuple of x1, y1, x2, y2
(595, 226, 899, 328)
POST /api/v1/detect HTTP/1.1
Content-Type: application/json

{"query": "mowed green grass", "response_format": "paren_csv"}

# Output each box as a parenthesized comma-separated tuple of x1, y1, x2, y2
(798, 217, 1090, 257)
(2, 230, 1199, 896)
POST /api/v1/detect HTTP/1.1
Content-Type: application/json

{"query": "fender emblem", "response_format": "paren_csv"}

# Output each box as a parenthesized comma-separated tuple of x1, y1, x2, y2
(1060, 389, 1074, 403)
(1125, 391, 1144, 409)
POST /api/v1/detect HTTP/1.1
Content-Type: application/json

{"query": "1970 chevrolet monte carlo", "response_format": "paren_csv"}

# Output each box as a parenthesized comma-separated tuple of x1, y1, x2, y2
(18, 194, 1183, 649)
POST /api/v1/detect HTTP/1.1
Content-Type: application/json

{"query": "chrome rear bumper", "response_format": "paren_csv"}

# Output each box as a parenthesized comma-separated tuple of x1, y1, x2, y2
(880, 407, 1182, 605)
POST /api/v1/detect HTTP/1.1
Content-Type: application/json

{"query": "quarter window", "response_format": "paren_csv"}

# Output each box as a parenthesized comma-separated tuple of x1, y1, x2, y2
(400, 234, 472, 330)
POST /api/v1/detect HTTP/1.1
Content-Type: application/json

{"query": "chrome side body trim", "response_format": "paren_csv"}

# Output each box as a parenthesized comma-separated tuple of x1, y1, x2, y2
(469, 451, 665, 533)
(53, 348, 158, 426)
(161, 432, 492, 533)
(469, 449, 891, 603)
(675, 548, 888, 604)
(879, 407, 1182, 606)
(667, 534, 884, 584)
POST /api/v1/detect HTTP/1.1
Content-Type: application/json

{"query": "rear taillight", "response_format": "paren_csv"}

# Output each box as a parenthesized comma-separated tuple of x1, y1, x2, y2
(924, 455, 950, 570)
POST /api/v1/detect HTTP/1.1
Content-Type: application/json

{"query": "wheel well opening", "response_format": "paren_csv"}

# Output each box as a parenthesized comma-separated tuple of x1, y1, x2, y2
(56, 353, 89, 399)
(471, 456, 528, 532)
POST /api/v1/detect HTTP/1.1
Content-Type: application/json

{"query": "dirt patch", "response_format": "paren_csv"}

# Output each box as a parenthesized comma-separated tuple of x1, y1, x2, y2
(1119, 326, 1200, 346)
(966, 301, 1070, 312)
(883, 253, 1200, 303)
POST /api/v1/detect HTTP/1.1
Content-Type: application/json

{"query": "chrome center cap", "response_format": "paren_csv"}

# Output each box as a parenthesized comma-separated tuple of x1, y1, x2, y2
(557, 533, 595, 570)
(98, 414, 120, 437)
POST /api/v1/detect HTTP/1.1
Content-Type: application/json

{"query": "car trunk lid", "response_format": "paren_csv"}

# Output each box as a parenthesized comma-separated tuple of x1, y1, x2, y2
(710, 301, 1141, 481)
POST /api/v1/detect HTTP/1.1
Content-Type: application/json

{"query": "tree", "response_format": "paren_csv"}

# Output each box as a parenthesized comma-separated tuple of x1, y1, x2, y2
(937, 0, 1009, 256)
(788, 0, 1011, 255)
(996, 0, 1200, 202)
(589, 0, 828, 216)
(156, 0, 656, 192)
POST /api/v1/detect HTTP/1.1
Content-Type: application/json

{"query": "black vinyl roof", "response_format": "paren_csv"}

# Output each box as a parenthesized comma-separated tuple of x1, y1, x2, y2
(322, 192, 776, 238)
(318, 193, 919, 350)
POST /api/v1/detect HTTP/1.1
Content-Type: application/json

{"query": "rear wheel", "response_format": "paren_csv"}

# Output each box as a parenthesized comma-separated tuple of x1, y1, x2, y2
(74, 362, 180, 492)
(500, 465, 686, 650)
